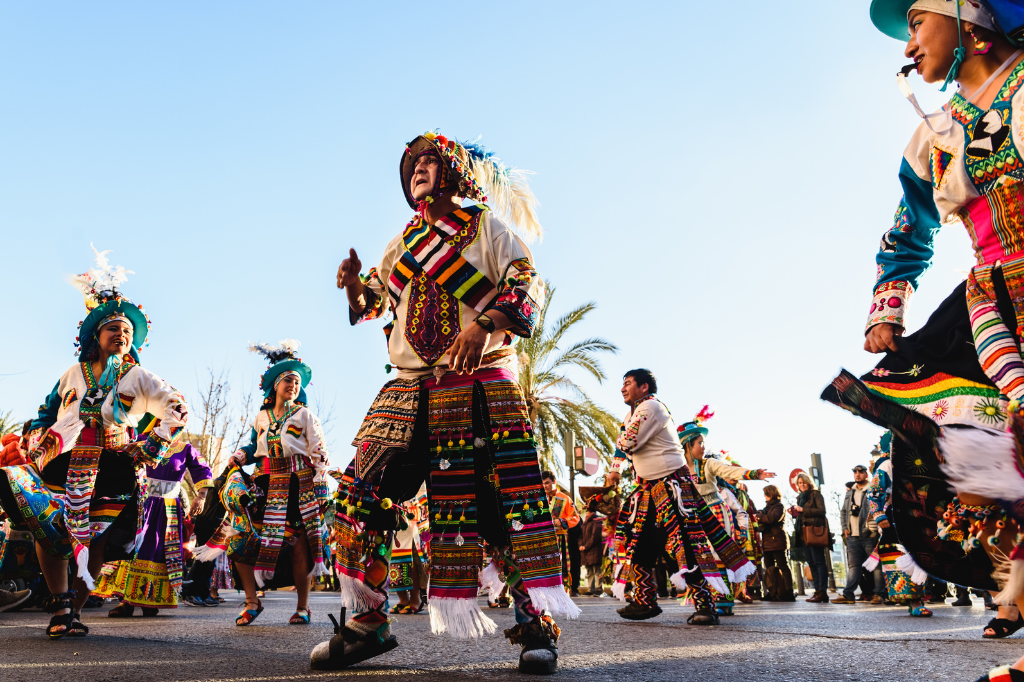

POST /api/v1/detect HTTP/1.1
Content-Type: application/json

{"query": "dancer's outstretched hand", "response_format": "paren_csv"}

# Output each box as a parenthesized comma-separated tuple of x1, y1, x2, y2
(337, 249, 362, 290)
(864, 323, 902, 354)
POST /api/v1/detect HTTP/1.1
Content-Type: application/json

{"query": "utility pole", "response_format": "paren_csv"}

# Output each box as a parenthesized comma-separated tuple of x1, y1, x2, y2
(564, 431, 576, 499)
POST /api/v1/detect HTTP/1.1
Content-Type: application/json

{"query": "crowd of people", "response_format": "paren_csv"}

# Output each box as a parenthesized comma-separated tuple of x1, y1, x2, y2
(11, 4, 1024, 679)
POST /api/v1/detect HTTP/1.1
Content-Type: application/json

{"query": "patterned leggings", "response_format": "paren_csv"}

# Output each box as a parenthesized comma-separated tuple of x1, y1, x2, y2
(631, 502, 714, 612)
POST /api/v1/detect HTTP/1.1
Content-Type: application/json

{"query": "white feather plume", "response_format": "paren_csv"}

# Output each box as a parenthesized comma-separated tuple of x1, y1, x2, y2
(469, 158, 542, 242)
(279, 338, 300, 353)
(66, 243, 135, 308)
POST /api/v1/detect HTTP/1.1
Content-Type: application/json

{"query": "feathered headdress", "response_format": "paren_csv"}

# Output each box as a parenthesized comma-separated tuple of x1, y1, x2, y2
(694, 405, 715, 426)
(249, 339, 311, 400)
(401, 131, 542, 242)
(67, 244, 150, 356)
(248, 339, 302, 365)
(67, 243, 136, 313)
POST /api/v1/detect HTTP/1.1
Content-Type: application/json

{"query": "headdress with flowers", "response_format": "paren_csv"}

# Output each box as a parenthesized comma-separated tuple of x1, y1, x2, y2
(400, 131, 542, 241)
(677, 405, 714, 446)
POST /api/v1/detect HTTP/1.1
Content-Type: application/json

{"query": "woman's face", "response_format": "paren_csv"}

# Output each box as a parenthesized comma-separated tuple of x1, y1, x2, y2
(97, 320, 133, 358)
(275, 374, 301, 403)
(797, 478, 809, 492)
(905, 10, 962, 83)
(688, 435, 705, 459)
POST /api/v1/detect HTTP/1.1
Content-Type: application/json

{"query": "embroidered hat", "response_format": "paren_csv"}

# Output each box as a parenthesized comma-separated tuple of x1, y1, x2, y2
(677, 405, 715, 446)
(249, 339, 312, 400)
(67, 243, 150, 360)
(870, 0, 996, 41)
(399, 131, 542, 240)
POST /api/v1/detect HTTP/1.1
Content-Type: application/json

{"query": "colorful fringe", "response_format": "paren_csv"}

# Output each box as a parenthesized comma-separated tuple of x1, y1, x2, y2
(93, 559, 177, 608)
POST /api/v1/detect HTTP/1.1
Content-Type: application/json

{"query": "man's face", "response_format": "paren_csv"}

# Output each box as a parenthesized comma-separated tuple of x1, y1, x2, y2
(410, 152, 441, 201)
(542, 477, 556, 496)
(853, 468, 868, 484)
(621, 376, 648, 405)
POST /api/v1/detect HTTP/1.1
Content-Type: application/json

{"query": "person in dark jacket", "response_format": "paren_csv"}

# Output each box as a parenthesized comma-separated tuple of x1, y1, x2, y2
(757, 485, 794, 601)
(791, 473, 829, 603)
(578, 500, 605, 596)
(182, 465, 231, 606)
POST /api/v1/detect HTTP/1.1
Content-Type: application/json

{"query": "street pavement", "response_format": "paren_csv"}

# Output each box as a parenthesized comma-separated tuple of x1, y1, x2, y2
(0, 590, 1019, 682)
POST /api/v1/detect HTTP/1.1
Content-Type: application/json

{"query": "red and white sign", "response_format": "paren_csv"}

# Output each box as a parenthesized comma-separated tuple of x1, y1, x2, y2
(583, 447, 599, 476)
(789, 468, 807, 493)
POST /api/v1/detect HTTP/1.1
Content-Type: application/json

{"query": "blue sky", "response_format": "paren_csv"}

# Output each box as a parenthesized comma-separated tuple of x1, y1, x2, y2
(0, 1, 976, 499)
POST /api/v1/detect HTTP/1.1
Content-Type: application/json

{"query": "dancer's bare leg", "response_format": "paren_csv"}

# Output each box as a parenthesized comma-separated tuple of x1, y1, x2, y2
(291, 531, 311, 612)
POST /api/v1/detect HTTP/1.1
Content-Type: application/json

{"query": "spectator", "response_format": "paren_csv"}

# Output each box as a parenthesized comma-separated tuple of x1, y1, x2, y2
(833, 464, 885, 605)
(757, 485, 794, 601)
(791, 473, 829, 603)
(541, 471, 582, 597)
(579, 500, 605, 597)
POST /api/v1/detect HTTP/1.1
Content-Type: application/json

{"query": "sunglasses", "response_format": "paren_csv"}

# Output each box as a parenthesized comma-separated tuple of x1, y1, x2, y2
(852, 468, 867, 473)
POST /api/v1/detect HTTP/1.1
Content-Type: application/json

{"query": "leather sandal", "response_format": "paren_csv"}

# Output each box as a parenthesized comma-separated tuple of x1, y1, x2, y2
(309, 606, 399, 671)
(45, 591, 76, 640)
(68, 612, 89, 637)
(290, 607, 311, 624)
(983, 613, 1024, 639)
(107, 602, 135, 618)
(236, 598, 264, 626)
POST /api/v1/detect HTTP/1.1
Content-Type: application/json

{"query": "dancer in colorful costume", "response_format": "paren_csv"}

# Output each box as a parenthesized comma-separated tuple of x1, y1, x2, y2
(388, 484, 429, 614)
(720, 468, 761, 603)
(542, 471, 582, 596)
(315, 130, 575, 675)
(817, 1, 1024, 678)
(861, 433, 931, 617)
(606, 369, 758, 625)
(226, 340, 331, 626)
(0, 245, 188, 638)
(678, 411, 773, 615)
(94, 439, 213, 615)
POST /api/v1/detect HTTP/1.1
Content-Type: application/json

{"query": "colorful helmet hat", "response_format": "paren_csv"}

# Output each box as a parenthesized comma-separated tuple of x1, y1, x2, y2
(67, 243, 150, 362)
(871, 431, 894, 473)
(399, 131, 543, 241)
(677, 405, 715, 446)
(870, 0, 998, 88)
(249, 339, 312, 405)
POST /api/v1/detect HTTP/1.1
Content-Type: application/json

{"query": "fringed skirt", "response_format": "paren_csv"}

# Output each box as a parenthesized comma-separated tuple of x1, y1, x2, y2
(820, 278, 1024, 592)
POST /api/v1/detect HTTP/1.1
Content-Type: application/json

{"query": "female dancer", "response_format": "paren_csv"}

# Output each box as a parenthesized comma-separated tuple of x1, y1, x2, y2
(0, 247, 188, 638)
(228, 340, 330, 626)
(820, 1, 1024, 678)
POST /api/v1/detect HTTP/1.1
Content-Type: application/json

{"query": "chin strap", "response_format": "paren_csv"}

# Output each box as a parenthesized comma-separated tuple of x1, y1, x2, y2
(940, 0, 965, 92)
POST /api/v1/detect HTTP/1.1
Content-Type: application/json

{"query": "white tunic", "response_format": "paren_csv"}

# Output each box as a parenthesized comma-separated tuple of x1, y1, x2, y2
(613, 398, 686, 481)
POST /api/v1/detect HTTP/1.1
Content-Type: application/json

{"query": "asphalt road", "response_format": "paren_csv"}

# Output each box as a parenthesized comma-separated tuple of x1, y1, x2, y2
(0, 590, 1019, 682)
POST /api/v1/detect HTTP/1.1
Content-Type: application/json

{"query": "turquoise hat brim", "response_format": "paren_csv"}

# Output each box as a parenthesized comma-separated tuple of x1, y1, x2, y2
(870, 0, 916, 41)
(261, 359, 312, 397)
(677, 425, 709, 445)
(80, 299, 149, 352)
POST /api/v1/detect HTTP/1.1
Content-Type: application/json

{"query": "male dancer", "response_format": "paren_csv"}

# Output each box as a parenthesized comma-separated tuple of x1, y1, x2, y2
(607, 369, 757, 624)
(312, 132, 576, 674)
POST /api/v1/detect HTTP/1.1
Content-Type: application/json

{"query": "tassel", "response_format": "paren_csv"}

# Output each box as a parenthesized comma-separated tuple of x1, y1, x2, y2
(863, 552, 880, 572)
(427, 597, 498, 638)
(525, 585, 582, 619)
(669, 566, 699, 591)
(894, 550, 929, 585)
(254, 569, 274, 588)
(75, 546, 96, 591)
(704, 575, 729, 597)
(727, 562, 757, 583)
(310, 560, 330, 578)
(611, 581, 627, 602)
(191, 544, 226, 562)
(337, 573, 385, 612)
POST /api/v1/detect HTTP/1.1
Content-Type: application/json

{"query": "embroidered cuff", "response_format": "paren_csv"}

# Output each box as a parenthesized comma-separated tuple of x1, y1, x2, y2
(349, 269, 387, 326)
(743, 469, 760, 481)
(491, 259, 539, 337)
(866, 280, 912, 332)
(193, 478, 214, 489)
(128, 426, 183, 468)
(611, 451, 629, 473)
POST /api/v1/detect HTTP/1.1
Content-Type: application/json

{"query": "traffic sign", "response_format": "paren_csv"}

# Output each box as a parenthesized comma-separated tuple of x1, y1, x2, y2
(789, 468, 807, 492)
(582, 447, 599, 476)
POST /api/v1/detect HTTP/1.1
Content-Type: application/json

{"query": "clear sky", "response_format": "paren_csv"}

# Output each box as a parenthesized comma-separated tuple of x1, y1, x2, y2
(0, 1, 977, 499)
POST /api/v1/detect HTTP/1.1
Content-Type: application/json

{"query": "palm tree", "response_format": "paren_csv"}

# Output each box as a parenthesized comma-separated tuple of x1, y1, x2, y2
(0, 411, 27, 437)
(516, 284, 621, 473)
